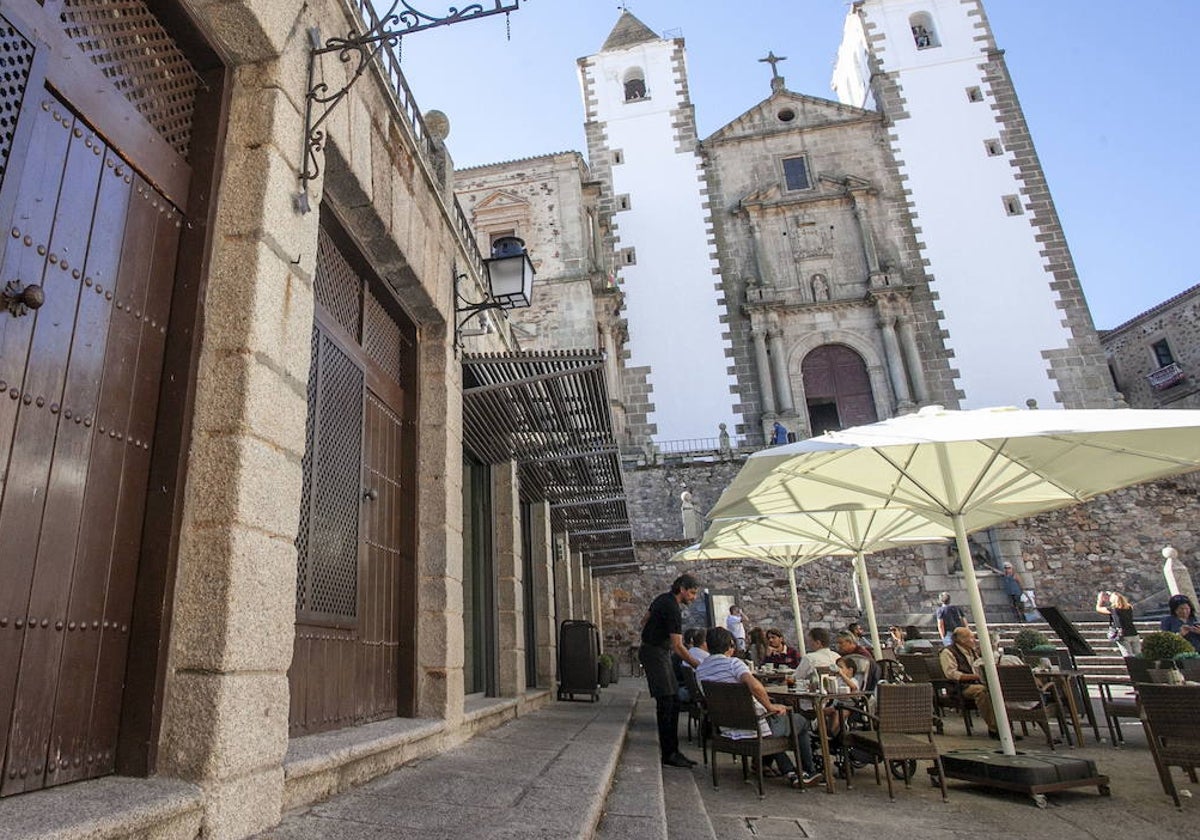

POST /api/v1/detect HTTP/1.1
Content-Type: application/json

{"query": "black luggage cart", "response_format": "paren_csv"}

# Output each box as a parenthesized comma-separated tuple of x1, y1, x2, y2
(557, 620, 600, 702)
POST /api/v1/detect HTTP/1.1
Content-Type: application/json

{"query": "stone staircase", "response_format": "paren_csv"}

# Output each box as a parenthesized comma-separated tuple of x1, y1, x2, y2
(987, 618, 1162, 687)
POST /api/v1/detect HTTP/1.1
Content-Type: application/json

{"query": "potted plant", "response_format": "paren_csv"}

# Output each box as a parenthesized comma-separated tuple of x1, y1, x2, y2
(1012, 628, 1050, 655)
(598, 653, 615, 688)
(1141, 631, 1195, 667)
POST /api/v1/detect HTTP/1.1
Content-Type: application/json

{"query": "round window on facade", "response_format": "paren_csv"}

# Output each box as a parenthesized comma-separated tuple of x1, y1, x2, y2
(777, 108, 796, 123)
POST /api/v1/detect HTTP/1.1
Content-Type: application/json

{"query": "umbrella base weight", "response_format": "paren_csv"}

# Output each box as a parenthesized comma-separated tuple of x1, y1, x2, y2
(930, 749, 1111, 807)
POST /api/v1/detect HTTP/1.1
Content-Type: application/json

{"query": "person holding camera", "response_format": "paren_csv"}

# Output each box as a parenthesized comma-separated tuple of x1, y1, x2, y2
(1096, 590, 1141, 656)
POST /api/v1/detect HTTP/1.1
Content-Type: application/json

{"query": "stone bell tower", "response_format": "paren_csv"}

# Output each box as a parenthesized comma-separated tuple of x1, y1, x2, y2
(833, 0, 1117, 409)
(578, 12, 741, 444)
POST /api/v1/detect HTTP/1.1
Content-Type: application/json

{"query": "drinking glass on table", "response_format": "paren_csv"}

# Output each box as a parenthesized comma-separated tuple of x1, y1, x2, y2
(786, 674, 796, 690)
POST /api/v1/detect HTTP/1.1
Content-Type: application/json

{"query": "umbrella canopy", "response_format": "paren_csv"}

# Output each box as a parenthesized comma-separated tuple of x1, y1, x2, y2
(674, 541, 826, 656)
(705, 406, 1200, 755)
(678, 508, 956, 655)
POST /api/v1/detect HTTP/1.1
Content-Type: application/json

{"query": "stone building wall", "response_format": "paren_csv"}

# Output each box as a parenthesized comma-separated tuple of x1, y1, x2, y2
(601, 472, 1200, 654)
(1102, 284, 1200, 409)
(456, 152, 606, 351)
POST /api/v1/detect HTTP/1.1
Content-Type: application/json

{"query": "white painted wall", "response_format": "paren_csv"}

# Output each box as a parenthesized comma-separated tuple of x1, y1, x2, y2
(583, 38, 739, 442)
(835, 0, 1073, 409)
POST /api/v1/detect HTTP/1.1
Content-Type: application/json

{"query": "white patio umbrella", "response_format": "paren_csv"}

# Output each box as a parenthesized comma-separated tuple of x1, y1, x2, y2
(676, 507, 955, 656)
(706, 405, 1200, 755)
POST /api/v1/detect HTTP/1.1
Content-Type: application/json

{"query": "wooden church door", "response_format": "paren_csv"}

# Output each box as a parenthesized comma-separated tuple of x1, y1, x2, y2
(801, 344, 878, 435)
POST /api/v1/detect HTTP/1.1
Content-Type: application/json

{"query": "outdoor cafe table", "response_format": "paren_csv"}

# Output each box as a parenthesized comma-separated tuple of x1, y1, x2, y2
(1032, 667, 1100, 745)
(768, 686, 869, 794)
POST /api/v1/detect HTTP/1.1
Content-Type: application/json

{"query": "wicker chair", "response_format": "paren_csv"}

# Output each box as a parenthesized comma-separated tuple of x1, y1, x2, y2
(895, 653, 945, 734)
(1099, 656, 1179, 745)
(1137, 683, 1200, 807)
(682, 667, 709, 762)
(996, 665, 1070, 749)
(913, 653, 976, 736)
(701, 680, 801, 799)
(1180, 657, 1200, 683)
(847, 683, 948, 801)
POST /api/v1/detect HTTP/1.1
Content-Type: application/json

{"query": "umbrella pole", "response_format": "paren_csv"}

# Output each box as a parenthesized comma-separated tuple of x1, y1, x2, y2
(787, 565, 808, 657)
(853, 550, 883, 655)
(953, 514, 1016, 756)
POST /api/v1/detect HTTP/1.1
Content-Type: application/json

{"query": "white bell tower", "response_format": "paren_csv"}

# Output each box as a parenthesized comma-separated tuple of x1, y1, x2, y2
(833, 0, 1116, 409)
(578, 12, 741, 443)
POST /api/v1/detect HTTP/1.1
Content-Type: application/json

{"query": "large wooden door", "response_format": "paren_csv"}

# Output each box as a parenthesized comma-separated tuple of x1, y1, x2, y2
(288, 225, 417, 736)
(802, 344, 878, 434)
(0, 0, 193, 795)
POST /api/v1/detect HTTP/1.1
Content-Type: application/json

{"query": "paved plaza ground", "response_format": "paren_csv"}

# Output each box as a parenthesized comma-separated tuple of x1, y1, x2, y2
(253, 680, 1197, 840)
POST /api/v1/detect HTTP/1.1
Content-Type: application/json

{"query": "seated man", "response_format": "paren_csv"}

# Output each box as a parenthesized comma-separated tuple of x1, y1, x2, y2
(939, 626, 1013, 741)
(794, 628, 857, 738)
(761, 628, 801, 669)
(696, 626, 820, 787)
(835, 630, 874, 662)
(848, 621, 874, 652)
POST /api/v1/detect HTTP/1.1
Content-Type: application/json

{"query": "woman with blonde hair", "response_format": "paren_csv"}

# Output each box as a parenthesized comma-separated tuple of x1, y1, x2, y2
(1096, 590, 1141, 656)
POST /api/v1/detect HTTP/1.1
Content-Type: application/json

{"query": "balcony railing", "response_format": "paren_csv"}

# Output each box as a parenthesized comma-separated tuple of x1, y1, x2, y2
(1147, 362, 1185, 391)
(345, 0, 486, 279)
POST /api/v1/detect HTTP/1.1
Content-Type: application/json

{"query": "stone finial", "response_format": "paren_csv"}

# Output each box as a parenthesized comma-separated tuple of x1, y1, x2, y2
(1164, 546, 1179, 561)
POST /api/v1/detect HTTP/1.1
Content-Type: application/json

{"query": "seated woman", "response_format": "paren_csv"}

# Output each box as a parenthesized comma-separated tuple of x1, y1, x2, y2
(761, 628, 801, 669)
(1160, 594, 1200, 653)
(746, 627, 769, 664)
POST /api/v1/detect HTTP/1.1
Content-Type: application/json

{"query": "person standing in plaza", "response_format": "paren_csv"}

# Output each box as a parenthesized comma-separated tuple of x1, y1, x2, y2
(1000, 562, 1027, 621)
(935, 592, 967, 646)
(726, 604, 748, 651)
(1096, 590, 1141, 656)
(639, 574, 702, 767)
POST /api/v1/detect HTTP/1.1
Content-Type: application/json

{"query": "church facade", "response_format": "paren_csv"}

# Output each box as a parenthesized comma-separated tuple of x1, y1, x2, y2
(572, 1, 1119, 449)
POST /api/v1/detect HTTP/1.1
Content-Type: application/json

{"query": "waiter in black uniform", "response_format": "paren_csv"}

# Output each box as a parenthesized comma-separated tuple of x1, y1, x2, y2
(639, 573, 702, 767)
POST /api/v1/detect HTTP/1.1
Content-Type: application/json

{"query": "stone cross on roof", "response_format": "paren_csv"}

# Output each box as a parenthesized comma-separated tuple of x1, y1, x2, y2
(759, 51, 787, 93)
(759, 51, 787, 79)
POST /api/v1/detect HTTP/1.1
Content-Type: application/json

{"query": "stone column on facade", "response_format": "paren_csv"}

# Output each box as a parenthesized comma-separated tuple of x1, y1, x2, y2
(591, 573, 604, 643)
(154, 37, 318, 837)
(896, 315, 929, 404)
(751, 321, 777, 416)
(529, 501, 557, 690)
(877, 313, 914, 411)
(599, 320, 619, 400)
(748, 217, 770, 290)
(571, 550, 587, 621)
(554, 533, 573, 623)
(848, 187, 881, 275)
(492, 461, 525, 697)
(767, 321, 795, 415)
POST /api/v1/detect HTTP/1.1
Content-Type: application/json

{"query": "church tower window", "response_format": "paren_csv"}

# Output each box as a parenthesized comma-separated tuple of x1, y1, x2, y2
(909, 12, 940, 49)
(1002, 195, 1023, 216)
(782, 156, 811, 191)
(623, 68, 647, 101)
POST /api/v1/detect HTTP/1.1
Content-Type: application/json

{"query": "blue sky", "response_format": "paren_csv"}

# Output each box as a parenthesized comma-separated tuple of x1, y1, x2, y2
(396, 1, 1198, 329)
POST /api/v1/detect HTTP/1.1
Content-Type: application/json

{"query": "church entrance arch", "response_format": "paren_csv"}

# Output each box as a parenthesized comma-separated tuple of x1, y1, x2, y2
(801, 344, 877, 435)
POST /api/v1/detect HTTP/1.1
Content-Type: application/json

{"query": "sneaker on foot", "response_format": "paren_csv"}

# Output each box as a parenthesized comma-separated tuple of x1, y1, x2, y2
(801, 771, 823, 786)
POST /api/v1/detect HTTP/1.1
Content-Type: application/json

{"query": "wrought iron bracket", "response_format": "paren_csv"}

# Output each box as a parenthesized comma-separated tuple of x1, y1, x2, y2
(454, 269, 505, 350)
(297, 1, 522, 212)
